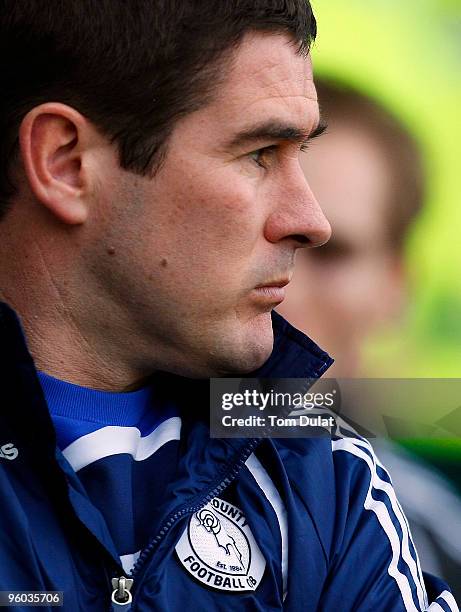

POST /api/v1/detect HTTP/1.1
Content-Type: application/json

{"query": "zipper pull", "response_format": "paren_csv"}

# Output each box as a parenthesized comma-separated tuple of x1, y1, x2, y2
(111, 576, 134, 609)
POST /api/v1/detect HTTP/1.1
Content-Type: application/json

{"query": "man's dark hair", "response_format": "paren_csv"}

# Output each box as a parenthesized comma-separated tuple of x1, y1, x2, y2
(0, 0, 317, 219)
(316, 79, 425, 249)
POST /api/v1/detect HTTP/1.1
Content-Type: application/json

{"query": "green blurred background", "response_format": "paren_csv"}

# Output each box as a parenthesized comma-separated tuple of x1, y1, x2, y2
(311, 0, 461, 377)
(310, 0, 461, 465)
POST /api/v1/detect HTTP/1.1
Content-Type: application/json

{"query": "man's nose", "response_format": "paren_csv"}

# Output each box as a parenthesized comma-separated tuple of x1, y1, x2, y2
(264, 175, 332, 248)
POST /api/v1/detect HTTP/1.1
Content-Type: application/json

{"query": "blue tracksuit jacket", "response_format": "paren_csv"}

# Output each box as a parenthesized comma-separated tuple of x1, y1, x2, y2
(0, 303, 457, 611)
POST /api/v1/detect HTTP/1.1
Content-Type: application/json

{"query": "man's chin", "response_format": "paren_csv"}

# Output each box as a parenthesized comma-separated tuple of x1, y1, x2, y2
(211, 312, 275, 376)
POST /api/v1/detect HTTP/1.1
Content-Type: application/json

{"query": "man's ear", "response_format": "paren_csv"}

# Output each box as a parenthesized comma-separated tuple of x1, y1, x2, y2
(19, 103, 96, 225)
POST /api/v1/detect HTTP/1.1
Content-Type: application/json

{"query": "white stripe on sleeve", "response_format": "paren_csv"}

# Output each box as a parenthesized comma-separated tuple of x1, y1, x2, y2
(343, 436, 428, 604)
(332, 438, 426, 611)
(245, 453, 288, 599)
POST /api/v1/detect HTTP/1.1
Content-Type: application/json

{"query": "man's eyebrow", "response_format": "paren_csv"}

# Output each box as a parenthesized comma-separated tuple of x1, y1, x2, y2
(225, 118, 328, 149)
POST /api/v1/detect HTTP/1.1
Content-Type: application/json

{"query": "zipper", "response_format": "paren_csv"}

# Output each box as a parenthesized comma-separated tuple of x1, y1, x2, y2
(111, 437, 261, 609)
(109, 376, 322, 607)
(111, 576, 134, 608)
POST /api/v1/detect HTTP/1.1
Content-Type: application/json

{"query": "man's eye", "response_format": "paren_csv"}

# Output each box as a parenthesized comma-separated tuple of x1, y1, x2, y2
(248, 146, 277, 168)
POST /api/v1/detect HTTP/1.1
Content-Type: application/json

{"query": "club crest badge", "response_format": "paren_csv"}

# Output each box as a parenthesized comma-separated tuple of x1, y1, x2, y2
(175, 497, 266, 592)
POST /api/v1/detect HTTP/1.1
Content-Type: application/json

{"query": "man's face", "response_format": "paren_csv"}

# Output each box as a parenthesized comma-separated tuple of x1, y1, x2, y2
(91, 32, 330, 378)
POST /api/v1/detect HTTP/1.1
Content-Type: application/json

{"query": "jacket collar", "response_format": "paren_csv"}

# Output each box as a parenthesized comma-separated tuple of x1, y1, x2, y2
(253, 310, 333, 378)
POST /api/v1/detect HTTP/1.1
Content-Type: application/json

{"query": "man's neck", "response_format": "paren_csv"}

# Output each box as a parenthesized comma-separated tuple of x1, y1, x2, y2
(2, 296, 146, 391)
(0, 250, 149, 393)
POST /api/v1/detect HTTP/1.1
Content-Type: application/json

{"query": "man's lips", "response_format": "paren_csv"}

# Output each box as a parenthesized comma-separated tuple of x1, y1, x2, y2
(257, 279, 291, 288)
(252, 279, 290, 304)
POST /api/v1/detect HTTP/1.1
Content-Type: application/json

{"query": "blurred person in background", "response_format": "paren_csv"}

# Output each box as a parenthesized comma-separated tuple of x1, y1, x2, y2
(278, 79, 461, 600)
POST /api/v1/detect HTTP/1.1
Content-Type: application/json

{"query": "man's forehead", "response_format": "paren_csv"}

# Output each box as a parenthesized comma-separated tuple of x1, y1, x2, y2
(213, 32, 317, 113)
(224, 32, 317, 94)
